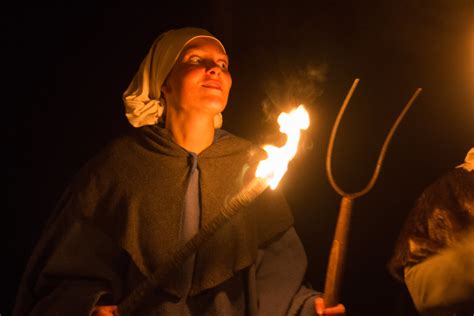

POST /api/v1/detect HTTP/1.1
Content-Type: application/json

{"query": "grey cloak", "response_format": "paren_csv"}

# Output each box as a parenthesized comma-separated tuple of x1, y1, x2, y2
(14, 126, 319, 316)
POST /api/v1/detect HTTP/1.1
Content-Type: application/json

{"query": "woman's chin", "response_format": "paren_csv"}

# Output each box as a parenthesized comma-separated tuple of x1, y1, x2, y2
(202, 99, 227, 115)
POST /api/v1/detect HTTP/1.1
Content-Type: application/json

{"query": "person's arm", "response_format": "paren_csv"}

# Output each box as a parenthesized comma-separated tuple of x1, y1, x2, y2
(404, 228, 474, 315)
(26, 220, 128, 316)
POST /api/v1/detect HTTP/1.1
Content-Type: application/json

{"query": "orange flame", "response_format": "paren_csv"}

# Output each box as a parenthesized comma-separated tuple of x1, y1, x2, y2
(256, 105, 310, 189)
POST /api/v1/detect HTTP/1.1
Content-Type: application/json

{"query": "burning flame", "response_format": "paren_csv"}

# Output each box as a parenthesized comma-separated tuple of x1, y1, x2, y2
(256, 104, 310, 189)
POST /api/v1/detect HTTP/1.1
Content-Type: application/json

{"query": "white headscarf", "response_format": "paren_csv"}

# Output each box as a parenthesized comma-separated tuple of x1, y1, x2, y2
(457, 147, 474, 171)
(123, 27, 226, 128)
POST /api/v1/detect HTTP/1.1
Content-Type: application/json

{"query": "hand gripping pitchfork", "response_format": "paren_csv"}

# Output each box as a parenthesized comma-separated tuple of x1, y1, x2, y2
(323, 78, 422, 307)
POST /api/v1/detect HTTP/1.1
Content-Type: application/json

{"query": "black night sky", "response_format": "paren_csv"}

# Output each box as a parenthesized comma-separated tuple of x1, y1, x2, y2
(5, 1, 474, 315)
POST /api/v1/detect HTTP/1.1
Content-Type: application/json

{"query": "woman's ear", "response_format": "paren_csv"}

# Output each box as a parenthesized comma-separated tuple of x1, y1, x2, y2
(161, 81, 170, 96)
(158, 97, 167, 124)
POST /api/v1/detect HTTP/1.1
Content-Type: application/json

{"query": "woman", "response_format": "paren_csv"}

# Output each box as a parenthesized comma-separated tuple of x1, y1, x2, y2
(14, 27, 345, 315)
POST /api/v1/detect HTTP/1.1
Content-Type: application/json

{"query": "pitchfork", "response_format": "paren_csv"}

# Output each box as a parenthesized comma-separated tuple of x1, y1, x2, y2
(323, 78, 422, 307)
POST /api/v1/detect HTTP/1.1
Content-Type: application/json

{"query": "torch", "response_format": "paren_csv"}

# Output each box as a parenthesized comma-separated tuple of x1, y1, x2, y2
(323, 79, 422, 307)
(118, 105, 310, 315)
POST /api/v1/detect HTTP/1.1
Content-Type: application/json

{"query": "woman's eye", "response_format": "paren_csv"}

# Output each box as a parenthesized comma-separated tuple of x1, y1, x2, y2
(218, 62, 228, 70)
(189, 56, 201, 64)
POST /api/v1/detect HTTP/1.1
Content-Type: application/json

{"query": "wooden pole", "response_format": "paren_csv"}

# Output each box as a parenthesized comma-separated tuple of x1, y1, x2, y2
(323, 197, 353, 307)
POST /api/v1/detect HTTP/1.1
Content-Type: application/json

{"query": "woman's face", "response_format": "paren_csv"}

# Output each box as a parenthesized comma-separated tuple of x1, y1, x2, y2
(161, 37, 232, 117)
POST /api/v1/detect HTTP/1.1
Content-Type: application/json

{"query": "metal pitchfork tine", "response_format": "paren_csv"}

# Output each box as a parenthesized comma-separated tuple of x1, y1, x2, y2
(323, 78, 422, 307)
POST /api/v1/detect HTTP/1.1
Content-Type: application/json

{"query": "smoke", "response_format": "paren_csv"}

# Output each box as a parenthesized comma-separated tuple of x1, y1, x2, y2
(258, 62, 327, 149)
(261, 62, 327, 122)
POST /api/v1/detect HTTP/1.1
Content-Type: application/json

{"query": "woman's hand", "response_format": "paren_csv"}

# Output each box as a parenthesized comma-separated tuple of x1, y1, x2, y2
(91, 305, 119, 316)
(315, 297, 346, 315)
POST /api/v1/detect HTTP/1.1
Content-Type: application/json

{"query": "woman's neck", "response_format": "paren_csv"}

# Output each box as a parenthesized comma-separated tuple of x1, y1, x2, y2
(165, 111, 215, 154)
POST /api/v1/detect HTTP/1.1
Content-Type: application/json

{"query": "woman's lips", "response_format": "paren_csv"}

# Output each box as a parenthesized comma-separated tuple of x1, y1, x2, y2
(202, 81, 222, 90)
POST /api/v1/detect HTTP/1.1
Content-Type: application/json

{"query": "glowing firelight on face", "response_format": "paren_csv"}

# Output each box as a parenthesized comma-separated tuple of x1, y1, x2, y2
(256, 104, 310, 189)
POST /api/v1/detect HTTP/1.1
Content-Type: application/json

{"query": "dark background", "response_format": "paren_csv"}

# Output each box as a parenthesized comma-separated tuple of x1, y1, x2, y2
(5, 1, 474, 315)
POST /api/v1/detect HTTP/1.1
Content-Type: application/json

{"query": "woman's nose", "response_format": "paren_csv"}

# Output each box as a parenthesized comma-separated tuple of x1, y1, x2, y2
(206, 61, 221, 75)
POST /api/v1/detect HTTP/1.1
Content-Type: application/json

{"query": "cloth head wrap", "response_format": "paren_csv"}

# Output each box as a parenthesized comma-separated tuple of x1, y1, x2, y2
(123, 27, 226, 128)
(457, 147, 474, 171)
